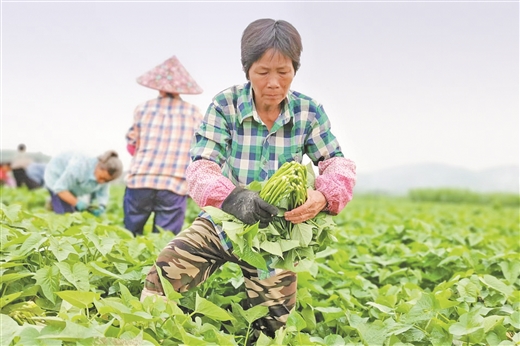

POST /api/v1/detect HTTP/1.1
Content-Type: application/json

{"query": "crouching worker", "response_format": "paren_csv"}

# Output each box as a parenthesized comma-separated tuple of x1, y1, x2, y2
(139, 18, 356, 338)
(44, 150, 123, 215)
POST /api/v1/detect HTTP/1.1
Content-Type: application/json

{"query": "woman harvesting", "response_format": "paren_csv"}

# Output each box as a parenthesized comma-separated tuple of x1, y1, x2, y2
(140, 18, 356, 338)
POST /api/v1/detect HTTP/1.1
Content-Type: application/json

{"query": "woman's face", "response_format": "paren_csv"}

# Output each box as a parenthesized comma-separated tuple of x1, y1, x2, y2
(249, 48, 295, 110)
(94, 167, 112, 183)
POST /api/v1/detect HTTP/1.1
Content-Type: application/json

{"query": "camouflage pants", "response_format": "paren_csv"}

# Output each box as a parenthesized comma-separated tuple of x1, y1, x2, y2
(141, 217, 297, 336)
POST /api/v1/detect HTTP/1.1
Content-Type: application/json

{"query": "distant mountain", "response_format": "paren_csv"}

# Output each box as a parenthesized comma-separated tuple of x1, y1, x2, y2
(355, 163, 519, 195)
(1, 150, 51, 164)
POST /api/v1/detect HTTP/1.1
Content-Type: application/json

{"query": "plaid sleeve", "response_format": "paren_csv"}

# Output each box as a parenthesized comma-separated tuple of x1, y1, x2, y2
(305, 104, 344, 163)
(190, 98, 232, 165)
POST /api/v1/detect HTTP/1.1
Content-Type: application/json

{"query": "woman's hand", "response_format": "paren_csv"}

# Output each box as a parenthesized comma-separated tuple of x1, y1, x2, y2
(284, 189, 327, 224)
(57, 191, 79, 207)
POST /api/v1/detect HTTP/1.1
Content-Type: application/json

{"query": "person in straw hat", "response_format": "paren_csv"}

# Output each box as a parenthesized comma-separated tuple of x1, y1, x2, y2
(124, 55, 204, 236)
(140, 19, 356, 339)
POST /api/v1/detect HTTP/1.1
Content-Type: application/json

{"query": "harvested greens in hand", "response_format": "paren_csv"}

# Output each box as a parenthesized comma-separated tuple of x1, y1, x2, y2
(205, 161, 338, 273)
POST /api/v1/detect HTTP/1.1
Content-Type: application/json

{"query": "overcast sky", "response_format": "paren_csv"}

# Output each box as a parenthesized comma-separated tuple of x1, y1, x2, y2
(1, 1, 518, 173)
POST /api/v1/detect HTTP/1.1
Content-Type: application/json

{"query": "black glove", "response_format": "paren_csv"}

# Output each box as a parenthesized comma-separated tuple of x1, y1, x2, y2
(221, 187, 278, 228)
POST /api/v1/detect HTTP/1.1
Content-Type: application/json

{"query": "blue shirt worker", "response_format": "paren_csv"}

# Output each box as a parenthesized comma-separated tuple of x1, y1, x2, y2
(44, 151, 123, 215)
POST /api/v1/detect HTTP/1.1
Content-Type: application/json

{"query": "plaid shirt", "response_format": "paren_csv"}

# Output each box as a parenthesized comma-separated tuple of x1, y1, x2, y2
(126, 96, 203, 195)
(191, 82, 346, 278)
(191, 82, 344, 186)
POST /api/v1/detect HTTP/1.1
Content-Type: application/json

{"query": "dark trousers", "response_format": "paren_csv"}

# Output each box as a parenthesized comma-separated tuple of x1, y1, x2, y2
(123, 187, 187, 236)
(48, 190, 75, 214)
(12, 169, 40, 190)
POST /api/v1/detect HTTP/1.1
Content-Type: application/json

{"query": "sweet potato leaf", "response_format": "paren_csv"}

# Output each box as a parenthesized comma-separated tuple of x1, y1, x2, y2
(55, 262, 90, 291)
(194, 293, 235, 321)
(0, 314, 19, 345)
(55, 291, 100, 309)
(48, 236, 77, 262)
(34, 265, 60, 304)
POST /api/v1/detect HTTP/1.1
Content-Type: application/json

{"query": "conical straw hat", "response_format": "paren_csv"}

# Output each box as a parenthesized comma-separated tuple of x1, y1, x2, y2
(136, 55, 203, 94)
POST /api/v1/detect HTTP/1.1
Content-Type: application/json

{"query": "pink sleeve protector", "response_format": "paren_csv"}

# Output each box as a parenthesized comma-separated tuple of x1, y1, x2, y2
(315, 157, 357, 215)
(126, 144, 136, 156)
(186, 159, 236, 208)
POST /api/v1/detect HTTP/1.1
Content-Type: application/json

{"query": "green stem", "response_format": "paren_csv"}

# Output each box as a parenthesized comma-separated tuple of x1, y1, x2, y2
(268, 177, 289, 205)
(436, 312, 450, 323)
(243, 322, 252, 346)
(412, 323, 430, 338)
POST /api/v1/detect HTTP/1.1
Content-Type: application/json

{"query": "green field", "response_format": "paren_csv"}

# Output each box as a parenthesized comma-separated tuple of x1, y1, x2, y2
(1, 186, 519, 345)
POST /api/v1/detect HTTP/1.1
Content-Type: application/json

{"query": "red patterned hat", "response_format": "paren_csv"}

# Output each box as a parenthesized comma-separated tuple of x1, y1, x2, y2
(136, 55, 203, 94)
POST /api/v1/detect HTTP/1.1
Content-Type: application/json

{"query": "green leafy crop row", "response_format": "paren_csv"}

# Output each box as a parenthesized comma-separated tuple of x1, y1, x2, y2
(408, 188, 520, 208)
(1, 187, 519, 345)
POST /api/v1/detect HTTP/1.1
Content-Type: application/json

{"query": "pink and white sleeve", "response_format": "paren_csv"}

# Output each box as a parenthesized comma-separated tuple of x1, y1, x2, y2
(315, 156, 357, 215)
(186, 159, 236, 208)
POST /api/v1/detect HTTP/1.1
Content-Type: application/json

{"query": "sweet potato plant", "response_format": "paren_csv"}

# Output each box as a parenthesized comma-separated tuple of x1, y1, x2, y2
(1, 185, 519, 345)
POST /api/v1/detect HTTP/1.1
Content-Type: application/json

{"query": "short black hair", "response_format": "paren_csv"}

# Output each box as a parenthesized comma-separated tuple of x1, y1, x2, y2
(241, 19, 303, 80)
